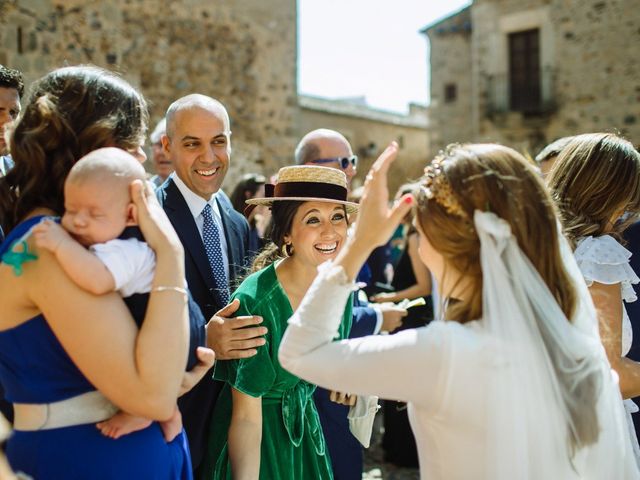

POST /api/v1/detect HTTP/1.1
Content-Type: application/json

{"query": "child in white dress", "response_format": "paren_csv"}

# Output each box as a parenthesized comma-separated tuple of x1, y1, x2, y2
(279, 142, 640, 479)
(549, 132, 640, 465)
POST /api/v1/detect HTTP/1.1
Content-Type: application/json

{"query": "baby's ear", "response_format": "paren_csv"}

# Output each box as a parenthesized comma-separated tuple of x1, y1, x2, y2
(126, 202, 138, 226)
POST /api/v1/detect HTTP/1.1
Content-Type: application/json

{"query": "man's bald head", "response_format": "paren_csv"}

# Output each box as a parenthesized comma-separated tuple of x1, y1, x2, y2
(294, 128, 356, 186)
(294, 129, 352, 165)
(165, 94, 230, 139)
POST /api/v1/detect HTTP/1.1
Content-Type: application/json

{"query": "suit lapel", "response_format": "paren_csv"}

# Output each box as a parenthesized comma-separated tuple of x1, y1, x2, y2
(164, 179, 215, 291)
(217, 192, 244, 283)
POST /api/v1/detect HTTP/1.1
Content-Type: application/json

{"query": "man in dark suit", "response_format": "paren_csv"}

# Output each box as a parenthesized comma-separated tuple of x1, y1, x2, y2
(157, 94, 266, 476)
(0, 65, 23, 427)
(294, 128, 406, 479)
(0, 64, 22, 174)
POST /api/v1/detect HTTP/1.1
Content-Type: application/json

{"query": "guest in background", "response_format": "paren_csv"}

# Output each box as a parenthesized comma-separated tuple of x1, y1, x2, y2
(0, 64, 23, 175)
(230, 173, 269, 258)
(149, 118, 173, 188)
(625, 219, 640, 445)
(548, 132, 640, 465)
(534, 135, 575, 178)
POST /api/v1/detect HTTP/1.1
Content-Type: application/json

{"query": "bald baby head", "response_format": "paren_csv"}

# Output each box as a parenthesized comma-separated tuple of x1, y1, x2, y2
(67, 147, 147, 189)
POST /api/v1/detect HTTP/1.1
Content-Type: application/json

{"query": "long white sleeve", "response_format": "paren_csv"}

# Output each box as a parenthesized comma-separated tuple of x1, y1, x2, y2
(279, 261, 450, 408)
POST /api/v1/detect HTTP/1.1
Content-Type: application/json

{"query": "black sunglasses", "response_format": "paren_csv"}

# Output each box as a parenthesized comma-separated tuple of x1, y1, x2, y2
(309, 155, 358, 170)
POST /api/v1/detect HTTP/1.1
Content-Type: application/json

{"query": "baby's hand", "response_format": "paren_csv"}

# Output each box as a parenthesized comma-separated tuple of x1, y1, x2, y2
(31, 219, 72, 253)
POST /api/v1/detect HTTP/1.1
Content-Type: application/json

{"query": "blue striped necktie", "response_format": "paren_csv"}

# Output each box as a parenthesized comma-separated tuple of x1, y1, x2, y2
(201, 203, 230, 305)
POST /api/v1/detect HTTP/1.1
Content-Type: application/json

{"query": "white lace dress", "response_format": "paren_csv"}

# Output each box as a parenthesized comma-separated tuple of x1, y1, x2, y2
(575, 235, 640, 464)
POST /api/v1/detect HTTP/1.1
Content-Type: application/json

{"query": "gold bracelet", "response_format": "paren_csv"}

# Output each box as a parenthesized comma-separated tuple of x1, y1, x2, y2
(151, 285, 188, 296)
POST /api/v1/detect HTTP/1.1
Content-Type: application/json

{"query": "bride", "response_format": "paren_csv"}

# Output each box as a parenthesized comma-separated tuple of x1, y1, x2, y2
(279, 142, 639, 479)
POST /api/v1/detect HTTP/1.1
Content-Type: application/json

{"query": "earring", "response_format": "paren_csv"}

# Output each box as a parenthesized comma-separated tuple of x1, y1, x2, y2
(281, 242, 293, 257)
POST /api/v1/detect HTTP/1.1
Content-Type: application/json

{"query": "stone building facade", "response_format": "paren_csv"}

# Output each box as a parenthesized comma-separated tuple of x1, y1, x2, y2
(0, 0, 299, 185)
(298, 95, 430, 194)
(422, 0, 640, 156)
(0, 0, 433, 190)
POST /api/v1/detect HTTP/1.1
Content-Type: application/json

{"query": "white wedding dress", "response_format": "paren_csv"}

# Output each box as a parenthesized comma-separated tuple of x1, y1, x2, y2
(575, 234, 640, 466)
(279, 269, 638, 479)
(279, 213, 640, 480)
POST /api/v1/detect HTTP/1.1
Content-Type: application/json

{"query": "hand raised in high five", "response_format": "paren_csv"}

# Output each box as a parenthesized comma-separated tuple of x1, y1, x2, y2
(335, 142, 414, 280)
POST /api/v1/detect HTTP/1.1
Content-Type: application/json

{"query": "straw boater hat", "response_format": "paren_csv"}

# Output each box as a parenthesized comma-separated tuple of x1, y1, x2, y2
(245, 165, 358, 214)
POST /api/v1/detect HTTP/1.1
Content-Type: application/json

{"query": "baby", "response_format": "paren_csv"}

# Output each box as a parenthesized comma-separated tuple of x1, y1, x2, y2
(32, 147, 205, 441)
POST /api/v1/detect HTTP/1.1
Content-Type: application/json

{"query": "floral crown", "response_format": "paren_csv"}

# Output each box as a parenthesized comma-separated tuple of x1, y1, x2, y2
(422, 154, 469, 220)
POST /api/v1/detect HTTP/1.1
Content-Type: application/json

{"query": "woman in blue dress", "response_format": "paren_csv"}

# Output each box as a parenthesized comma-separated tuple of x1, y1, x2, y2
(0, 66, 209, 479)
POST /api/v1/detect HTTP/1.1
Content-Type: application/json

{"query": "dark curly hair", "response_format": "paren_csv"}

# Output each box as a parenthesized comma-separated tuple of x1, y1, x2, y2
(0, 65, 148, 233)
(0, 65, 24, 97)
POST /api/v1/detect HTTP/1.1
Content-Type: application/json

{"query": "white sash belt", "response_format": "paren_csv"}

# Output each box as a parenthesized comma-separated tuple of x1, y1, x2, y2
(13, 391, 119, 431)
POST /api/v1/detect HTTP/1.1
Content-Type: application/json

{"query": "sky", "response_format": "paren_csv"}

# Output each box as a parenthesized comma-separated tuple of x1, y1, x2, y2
(298, 0, 471, 113)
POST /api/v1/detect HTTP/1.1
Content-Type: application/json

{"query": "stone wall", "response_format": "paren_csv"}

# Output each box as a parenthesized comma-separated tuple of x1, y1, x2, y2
(424, 0, 640, 156)
(422, 6, 473, 154)
(0, 0, 299, 187)
(298, 95, 430, 195)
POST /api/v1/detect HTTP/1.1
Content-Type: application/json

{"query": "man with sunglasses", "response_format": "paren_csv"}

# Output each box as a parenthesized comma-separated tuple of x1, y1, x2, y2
(294, 128, 358, 187)
(294, 128, 407, 480)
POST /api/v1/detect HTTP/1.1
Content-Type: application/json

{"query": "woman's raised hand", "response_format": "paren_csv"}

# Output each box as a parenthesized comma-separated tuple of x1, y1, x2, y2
(351, 142, 413, 250)
(335, 142, 413, 281)
(130, 180, 183, 256)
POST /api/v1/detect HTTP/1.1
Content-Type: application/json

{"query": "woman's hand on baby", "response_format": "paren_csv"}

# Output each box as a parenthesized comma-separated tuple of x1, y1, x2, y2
(32, 219, 72, 254)
(351, 142, 414, 251)
(179, 347, 216, 396)
(130, 180, 183, 256)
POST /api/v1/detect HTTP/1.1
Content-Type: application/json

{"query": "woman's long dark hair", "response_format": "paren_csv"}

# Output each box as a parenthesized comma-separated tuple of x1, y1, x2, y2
(0, 65, 148, 233)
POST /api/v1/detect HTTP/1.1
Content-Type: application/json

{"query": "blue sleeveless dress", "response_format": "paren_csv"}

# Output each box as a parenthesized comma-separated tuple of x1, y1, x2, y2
(0, 216, 192, 479)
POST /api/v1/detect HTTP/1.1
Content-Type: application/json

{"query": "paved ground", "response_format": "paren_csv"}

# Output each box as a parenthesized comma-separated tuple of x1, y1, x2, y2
(362, 411, 420, 480)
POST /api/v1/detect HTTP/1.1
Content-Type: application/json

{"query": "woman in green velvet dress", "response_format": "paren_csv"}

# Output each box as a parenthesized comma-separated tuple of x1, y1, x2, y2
(203, 166, 358, 479)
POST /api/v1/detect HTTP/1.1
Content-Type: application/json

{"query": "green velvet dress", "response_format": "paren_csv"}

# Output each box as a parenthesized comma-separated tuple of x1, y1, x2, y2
(203, 262, 352, 479)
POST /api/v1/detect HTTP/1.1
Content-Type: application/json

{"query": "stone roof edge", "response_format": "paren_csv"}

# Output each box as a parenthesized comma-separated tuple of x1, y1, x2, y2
(298, 94, 428, 129)
(419, 4, 472, 34)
